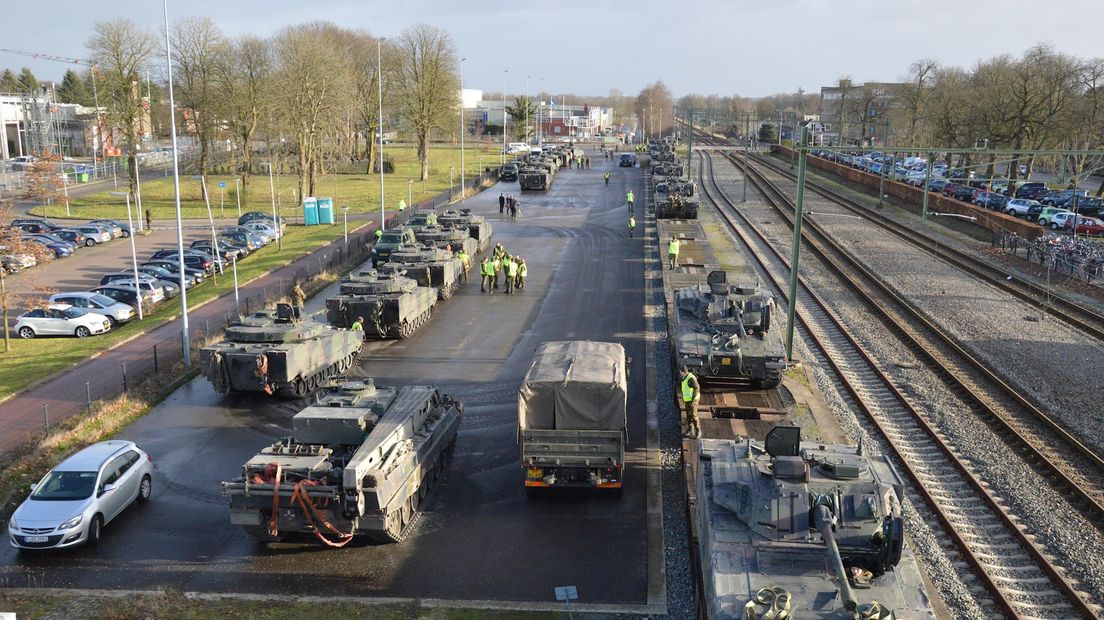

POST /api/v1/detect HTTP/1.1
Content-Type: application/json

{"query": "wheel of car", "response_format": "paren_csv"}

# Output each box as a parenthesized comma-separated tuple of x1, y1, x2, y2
(121, 230, 130, 238)
(88, 514, 103, 545)
(1038, 219, 1046, 225)
(74, 326, 91, 338)
(106, 315, 118, 327)
(138, 475, 152, 504)
(85, 239, 97, 247)
(1052, 222, 1060, 229)
(17, 326, 34, 339)
(1005, 208, 1015, 215)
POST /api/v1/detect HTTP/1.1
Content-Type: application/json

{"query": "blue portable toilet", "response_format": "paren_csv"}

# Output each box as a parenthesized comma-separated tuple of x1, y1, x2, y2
(303, 197, 319, 225)
(317, 197, 335, 224)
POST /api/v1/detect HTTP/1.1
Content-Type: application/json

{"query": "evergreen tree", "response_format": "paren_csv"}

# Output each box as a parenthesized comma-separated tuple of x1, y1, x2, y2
(0, 69, 18, 93)
(57, 69, 90, 104)
(17, 67, 40, 94)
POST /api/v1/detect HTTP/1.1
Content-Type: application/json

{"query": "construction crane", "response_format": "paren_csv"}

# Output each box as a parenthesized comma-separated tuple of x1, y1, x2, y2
(0, 48, 104, 162)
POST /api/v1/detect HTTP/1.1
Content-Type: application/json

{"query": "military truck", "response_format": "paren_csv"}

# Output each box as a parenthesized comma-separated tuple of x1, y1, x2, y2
(674, 270, 786, 388)
(325, 269, 436, 339)
(519, 341, 628, 495)
(370, 226, 418, 267)
(437, 209, 493, 254)
(387, 243, 463, 299)
(221, 379, 463, 544)
(519, 162, 554, 191)
(200, 304, 362, 398)
(695, 426, 933, 619)
(414, 224, 479, 258)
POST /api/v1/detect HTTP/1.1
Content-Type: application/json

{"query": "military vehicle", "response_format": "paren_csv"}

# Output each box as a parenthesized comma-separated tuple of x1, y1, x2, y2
(437, 209, 493, 253)
(200, 304, 362, 398)
(387, 243, 463, 299)
(404, 211, 438, 230)
(656, 195, 700, 219)
(695, 426, 934, 619)
(674, 270, 785, 387)
(221, 379, 463, 544)
(656, 178, 694, 198)
(414, 224, 479, 259)
(519, 341, 628, 495)
(519, 164, 553, 191)
(653, 161, 685, 177)
(325, 269, 436, 339)
(370, 226, 418, 267)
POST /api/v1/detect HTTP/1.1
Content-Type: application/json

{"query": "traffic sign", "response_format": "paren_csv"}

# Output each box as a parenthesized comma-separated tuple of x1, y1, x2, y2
(218, 182, 226, 188)
(554, 586, 578, 602)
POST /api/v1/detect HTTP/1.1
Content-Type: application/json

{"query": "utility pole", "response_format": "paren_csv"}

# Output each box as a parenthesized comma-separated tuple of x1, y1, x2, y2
(162, 0, 190, 367)
(686, 109, 694, 181)
(785, 126, 810, 361)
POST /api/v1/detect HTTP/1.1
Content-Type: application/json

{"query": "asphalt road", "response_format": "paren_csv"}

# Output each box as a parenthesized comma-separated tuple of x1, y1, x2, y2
(1, 155, 654, 606)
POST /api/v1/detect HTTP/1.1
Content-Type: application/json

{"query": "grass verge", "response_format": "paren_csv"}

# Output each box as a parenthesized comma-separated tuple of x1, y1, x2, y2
(0, 222, 366, 399)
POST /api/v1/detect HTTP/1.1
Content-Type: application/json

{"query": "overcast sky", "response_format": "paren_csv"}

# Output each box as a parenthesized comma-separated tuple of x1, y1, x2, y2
(4, 0, 1103, 99)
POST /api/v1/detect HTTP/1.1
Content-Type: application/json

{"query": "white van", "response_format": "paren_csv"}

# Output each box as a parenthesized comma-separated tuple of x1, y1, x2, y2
(506, 142, 530, 154)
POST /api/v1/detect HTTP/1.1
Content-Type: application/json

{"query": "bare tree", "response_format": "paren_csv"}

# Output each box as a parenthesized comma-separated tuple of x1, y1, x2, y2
(346, 31, 389, 175)
(635, 81, 674, 136)
(899, 59, 938, 147)
(216, 35, 271, 193)
(87, 19, 158, 195)
(172, 16, 227, 176)
(392, 24, 459, 181)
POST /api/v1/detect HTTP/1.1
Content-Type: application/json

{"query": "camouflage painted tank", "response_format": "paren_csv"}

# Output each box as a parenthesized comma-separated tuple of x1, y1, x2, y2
(387, 243, 463, 300)
(656, 195, 699, 219)
(200, 303, 362, 398)
(437, 208, 493, 254)
(414, 224, 479, 258)
(674, 270, 785, 388)
(220, 378, 464, 544)
(325, 269, 437, 339)
(696, 426, 933, 619)
(519, 165, 552, 191)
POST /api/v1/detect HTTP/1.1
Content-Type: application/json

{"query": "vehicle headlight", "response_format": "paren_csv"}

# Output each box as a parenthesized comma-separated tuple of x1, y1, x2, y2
(59, 514, 83, 530)
(8, 517, 18, 531)
(371, 248, 378, 254)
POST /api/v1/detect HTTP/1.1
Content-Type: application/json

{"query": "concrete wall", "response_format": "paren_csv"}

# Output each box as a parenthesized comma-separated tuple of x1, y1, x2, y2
(775, 146, 1042, 240)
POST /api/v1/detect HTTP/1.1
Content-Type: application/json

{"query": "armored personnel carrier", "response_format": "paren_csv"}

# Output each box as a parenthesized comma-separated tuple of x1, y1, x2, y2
(696, 425, 934, 619)
(656, 195, 700, 219)
(414, 224, 478, 258)
(674, 270, 785, 387)
(387, 243, 463, 299)
(221, 379, 463, 545)
(325, 269, 436, 339)
(437, 209, 493, 253)
(519, 164, 553, 191)
(200, 304, 362, 398)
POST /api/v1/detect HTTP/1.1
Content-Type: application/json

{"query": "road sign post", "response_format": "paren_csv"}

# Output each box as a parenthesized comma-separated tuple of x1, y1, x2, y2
(554, 586, 578, 620)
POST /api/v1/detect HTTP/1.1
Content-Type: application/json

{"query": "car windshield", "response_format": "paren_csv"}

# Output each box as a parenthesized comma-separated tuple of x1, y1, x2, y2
(381, 233, 403, 243)
(31, 470, 97, 501)
(89, 294, 116, 306)
(61, 307, 88, 318)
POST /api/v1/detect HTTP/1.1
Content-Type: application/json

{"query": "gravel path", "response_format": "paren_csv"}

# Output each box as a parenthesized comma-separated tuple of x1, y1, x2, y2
(707, 154, 1104, 614)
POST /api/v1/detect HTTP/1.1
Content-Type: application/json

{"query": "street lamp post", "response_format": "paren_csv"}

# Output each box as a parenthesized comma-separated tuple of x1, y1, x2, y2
(198, 176, 223, 279)
(377, 37, 387, 231)
(134, 158, 143, 231)
(459, 57, 467, 201)
(111, 191, 144, 320)
(407, 179, 413, 208)
(784, 126, 810, 361)
(342, 206, 349, 247)
(525, 74, 530, 144)
(502, 69, 508, 165)
(162, 0, 190, 366)
(538, 77, 543, 145)
(235, 178, 241, 216)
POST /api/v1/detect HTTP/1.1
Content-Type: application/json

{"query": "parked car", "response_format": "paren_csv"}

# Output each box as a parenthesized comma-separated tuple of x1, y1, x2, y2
(70, 225, 113, 246)
(972, 191, 1009, 210)
(1040, 189, 1088, 207)
(500, 162, 519, 182)
(9, 155, 38, 171)
(23, 237, 72, 258)
(8, 440, 152, 549)
(148, 250, 214, 273)
(238, 212, 283, 228)
(89, 286, 149, 309)
(14, 304, 112, 339)
(26, 233, 77, 251)
(142, 261, 206, 283)
(98, 274, 170, 302)
(1005, 198, 1044, 218)
(190, 240, 241, 261)
(1071, 217, 1104, 236)
(1049, 211, 1076, 230)
(15, 222, 57, 234)
(1037, 206, 1068, 227)
(89, 220, 129, 238)
(47, 292, 134, 326)
(242, 221, 277, 242)
(1014, 183, 1049, 200)
(135, 264, 197, 289)
(9, 218, 60, 231)
(218, 231, 256, 251)
(943, 183, 975, 201)
(51, 229, 87, 247)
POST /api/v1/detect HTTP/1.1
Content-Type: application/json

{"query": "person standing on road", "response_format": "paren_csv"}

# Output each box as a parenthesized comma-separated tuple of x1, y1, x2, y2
(145, 209, 152, 231)
(668, 235, 680, 268)
(457, 248, 471, 284)
(516, 258, 527, 289)
(480, 258, 492, 293)
(510, 199, 518, 219)
(505, 256, 517, 294)
(604, 172, 610, 185)
(628, 215, 636, 238)
(492, 254, 503, 290)
(626, 190, 634, 209)
(499, 193, 506, 214)
(679, 365, 701, 439)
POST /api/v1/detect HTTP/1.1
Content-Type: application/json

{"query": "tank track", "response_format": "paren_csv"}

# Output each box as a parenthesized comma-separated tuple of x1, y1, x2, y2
(275, 348, 361, 398)
(362, 440, 456, 544)
(437, 279, 460, 300)
(390, 305, 434, 339)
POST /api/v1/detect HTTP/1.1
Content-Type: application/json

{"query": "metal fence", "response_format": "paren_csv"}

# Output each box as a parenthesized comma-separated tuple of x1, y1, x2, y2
(3, 167, 501, 449)
(994, 232, 1104, 288)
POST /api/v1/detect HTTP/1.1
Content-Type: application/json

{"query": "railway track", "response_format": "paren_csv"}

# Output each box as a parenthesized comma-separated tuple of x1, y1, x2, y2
(695, 149, 1101, 619)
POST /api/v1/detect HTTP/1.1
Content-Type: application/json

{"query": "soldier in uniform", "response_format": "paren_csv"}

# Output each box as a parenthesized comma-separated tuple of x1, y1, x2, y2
(679, 365, 701, 439)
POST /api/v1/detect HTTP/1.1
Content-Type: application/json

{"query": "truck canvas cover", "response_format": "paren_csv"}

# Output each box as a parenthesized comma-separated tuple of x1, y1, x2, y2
(518, 341, 627, 431)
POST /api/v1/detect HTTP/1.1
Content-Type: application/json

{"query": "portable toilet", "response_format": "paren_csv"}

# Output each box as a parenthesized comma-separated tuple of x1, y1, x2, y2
(303, 197, 319, 226)
(317, 197, 335, 224)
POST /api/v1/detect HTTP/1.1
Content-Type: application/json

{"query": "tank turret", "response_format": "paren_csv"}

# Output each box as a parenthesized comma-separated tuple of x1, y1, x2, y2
(325, 269, 436, 339)
(674, 270, 786, 387)
(437, 208, 493, 253)
(388, 243, 463, 299)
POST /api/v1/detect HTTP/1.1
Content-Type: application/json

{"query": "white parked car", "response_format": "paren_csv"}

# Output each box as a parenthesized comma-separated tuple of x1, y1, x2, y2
(243, 222, 277, 242)
(1050, 211, 1077, 230)
(48, 292, 135, 326)
(9, 440, 153, 549)
(71, 225, 114, 246)
(14, 304, 112, 339)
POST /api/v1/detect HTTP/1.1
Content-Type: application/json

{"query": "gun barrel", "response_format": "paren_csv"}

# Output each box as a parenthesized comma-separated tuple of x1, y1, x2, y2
(814, 504, 858, 612)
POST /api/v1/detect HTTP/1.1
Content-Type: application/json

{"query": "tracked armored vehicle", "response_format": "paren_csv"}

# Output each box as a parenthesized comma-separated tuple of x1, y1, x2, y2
(221, 379, 463, 545)
(696, 426, 933, 619)
(674, 270, 785, 387)
(656, 195, 700, 219)
(519, 164, 553, 191)
(200, 304, 362, 398)
(653, 161, 684, 177)
(414, 224, 479, 258)
(437, 209, 493, 253)
(325, 269, 436, 339)
(387, 243, 463, 299)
